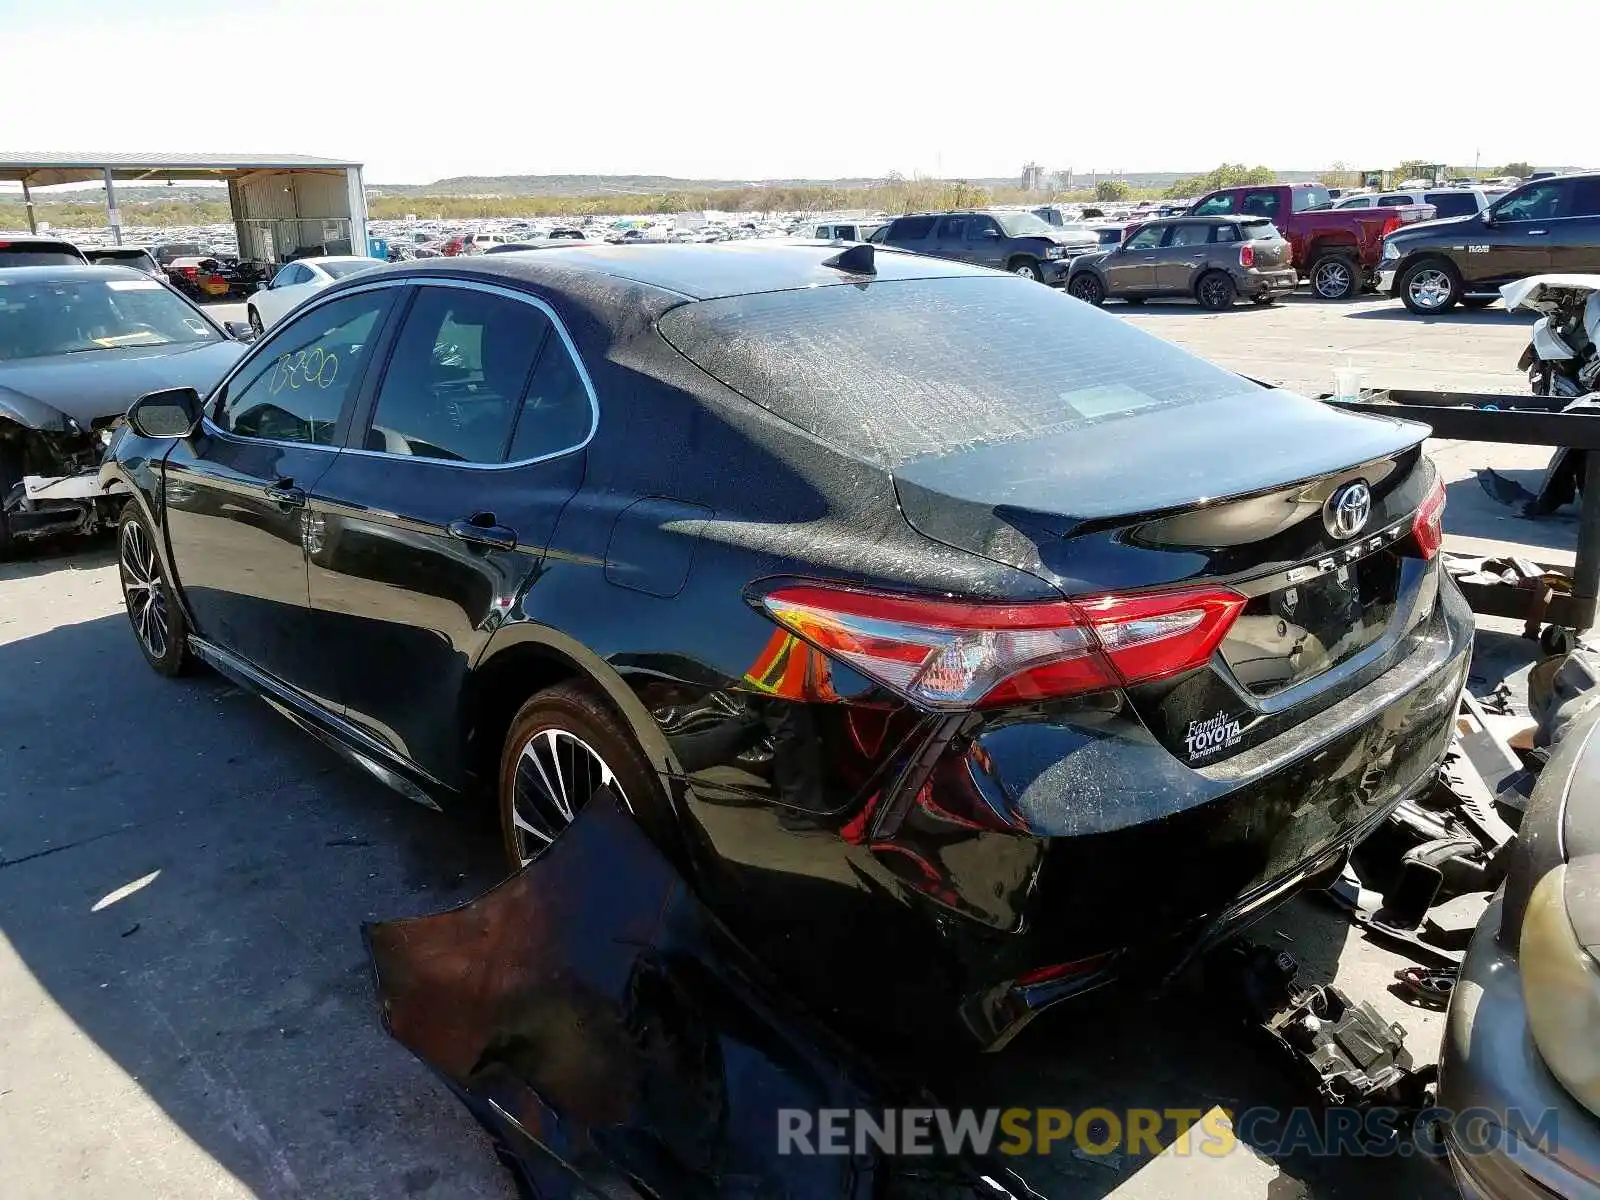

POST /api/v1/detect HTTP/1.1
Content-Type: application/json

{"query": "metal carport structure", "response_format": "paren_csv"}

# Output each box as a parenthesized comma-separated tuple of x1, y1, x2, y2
(0, 152, 368, 263)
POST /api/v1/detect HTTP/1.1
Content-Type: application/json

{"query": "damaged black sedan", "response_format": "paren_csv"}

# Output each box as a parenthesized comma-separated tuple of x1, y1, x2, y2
(0, 265, 250, 554)
(104, 243, 1472, 1053)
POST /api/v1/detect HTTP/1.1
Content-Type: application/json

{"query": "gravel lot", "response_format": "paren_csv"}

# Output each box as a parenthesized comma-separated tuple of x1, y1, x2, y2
(0, 289, 1553, 1198)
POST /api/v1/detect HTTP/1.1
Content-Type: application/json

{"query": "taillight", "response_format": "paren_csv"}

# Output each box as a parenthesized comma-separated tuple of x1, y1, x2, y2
(1238, 244, 1255, 268)
(755, 582, 1245, 709)
(1380, 215, 1403, 238)
(1412, 474, 1446, 559)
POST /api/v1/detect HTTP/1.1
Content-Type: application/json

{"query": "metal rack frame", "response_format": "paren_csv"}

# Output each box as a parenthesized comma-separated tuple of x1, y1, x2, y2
(1324, 389, 1600, 632)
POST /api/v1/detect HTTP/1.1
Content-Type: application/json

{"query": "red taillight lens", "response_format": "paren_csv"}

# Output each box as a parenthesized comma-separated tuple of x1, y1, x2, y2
(1412, 475, 1446, 559)
(756, 583, 1245, 708)
(1380, 215, 1402, 238)
(1239, 244, 1255, 268)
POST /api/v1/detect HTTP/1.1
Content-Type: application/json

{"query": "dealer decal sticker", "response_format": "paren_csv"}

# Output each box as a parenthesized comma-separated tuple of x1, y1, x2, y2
(1185, 711, 1243, 760)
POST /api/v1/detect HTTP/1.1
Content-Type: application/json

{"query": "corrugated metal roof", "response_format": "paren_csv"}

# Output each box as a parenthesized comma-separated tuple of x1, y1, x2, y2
(0, 152, 360, 186)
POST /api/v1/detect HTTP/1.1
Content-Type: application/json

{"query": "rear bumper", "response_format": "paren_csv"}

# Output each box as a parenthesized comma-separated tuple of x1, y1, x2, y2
(951, 574, 1474, 1047)
(1438, 893, 1600, 1199)
(1239, 269, 1299, 297)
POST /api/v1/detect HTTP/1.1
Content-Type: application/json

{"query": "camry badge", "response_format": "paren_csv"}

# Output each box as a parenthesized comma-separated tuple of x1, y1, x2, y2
(1325, 481, 1372, 540)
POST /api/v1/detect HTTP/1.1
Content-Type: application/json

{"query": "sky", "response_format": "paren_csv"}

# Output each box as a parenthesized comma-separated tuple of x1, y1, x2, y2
(0, 0, 1586, 185)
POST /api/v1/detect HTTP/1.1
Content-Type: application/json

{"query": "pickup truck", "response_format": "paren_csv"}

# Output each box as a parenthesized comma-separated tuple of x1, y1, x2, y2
(1186, 183, 1434, 299)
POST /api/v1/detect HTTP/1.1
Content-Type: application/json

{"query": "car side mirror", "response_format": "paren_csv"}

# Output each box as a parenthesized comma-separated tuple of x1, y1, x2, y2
(977, 229, 1000, 240)
(1481, 210, 1497, 226)
(223, 320, 256, 342)
(127, 387, 202, 439)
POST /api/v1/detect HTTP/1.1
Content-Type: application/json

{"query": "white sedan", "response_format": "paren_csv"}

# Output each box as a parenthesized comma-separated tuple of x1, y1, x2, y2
(246, 256, 387, 332)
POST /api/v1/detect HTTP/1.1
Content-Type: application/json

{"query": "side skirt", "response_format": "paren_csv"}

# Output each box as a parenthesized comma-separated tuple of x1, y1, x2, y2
(187, 635, 451, 812)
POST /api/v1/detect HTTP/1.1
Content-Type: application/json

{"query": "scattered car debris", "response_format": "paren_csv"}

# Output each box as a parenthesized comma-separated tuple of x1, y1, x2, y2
(1210, 943, 1434, 1118)
(367, 790, 1043, 1200)
(1391, 966, 1456, 1011)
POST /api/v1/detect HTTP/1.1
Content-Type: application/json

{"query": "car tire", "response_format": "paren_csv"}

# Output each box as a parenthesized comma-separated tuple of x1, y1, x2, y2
(1067, 273, 1106, 306)
(497, 682, 666, 869)
(1399, 258, 1463, 315)
(1461, 296, 1496, 309)
(117, 505, 192, 677)
(1308, 253, 1361, 301)
(247, 305, 264, 334)
(1009, 258, 1044, 282)
(1195, 271, 1237, 311)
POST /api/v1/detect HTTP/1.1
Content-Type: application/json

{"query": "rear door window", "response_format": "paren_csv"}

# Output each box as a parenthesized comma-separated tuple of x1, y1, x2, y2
(1168, 223, 1210, 247)
(1425, 192, 1481, 218)
(888, 216, 936, 241)
(1377, 194, 1415, 207)
(1190, 194, 1234, 216)
(658, 277, 1252, 469)
(364, 286, 546, 463)
(1567, 178, 1600, 217)
(1238, 190, 1281, 218)
(934, 215, 969, 241)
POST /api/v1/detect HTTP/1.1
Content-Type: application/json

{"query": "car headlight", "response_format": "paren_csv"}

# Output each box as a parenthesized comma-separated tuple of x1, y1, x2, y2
(1045, 246, 1066, 260)
(1521, 860, 1600, 1116)
(1380, 240, 1400, 262)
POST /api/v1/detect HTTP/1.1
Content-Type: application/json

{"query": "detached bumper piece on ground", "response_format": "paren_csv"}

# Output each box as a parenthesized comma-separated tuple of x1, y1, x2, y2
(367, 791, 1042, 1200)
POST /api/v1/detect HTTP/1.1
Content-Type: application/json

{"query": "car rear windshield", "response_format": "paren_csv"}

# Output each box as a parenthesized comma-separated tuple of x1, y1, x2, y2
(1290, 185, 1331, 211)
(658, 277, 1253, 469)
(88, 250, 155, 266)
(0, 276, 219, 362)
(0, 245, 86, 267)
(1240, 219, 1283, 240)
(319, 258, 385, 279)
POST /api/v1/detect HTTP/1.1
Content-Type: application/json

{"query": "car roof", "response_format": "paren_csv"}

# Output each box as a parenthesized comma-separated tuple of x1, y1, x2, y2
(0, 236, 83, 249)
(379, 241, 998, 302)
(0, 263, 157, 283)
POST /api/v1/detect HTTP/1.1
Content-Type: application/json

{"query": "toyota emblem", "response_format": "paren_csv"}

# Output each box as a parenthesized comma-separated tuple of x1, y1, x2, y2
(1325, 480, 1372, 540)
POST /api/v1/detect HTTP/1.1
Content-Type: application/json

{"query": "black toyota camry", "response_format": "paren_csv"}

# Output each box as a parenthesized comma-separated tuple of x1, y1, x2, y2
(103, 242, 1472, 1050)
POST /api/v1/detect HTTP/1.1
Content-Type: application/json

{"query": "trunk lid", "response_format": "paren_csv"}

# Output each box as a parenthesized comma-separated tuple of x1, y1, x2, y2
(893, 389, 1436, 762)
(1242, 228, 1292, 270)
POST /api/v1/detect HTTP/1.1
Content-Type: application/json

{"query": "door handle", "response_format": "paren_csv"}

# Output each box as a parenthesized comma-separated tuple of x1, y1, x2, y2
(264, 480, 306, 508)
(1527, 229, 1547, 236)
(448, 515, 518, 550)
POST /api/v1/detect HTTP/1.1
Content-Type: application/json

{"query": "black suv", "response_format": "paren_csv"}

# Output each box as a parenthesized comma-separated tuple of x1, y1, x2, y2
(874, 209, 1097, 283)
(1379, 172, 1600, 313)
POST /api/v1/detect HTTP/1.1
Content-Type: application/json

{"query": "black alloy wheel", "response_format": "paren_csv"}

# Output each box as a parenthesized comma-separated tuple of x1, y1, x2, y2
(1195, 271, 1237, 311)
(118, 507, 191, 675)
(498, 683, 664, 868)
(1068, 273, 1106, 306)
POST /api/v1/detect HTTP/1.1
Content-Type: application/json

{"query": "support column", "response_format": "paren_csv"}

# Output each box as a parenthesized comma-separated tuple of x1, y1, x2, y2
(21, 176, 36, 234)
(104, 167, 122, 246)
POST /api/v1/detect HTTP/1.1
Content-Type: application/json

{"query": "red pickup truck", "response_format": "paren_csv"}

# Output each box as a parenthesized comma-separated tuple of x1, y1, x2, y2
(1186, 183, 1434, 300)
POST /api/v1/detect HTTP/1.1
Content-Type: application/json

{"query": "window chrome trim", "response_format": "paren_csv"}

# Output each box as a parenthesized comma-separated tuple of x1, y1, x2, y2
(340, 276, 600, 471)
